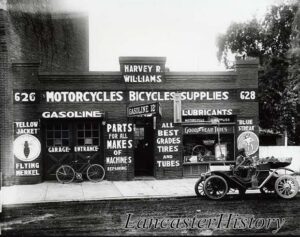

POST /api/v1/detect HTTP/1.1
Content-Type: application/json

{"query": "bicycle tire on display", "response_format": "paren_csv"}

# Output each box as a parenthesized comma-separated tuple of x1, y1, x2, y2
(87, 164, 105, 182)
(56, 165, 75, 184)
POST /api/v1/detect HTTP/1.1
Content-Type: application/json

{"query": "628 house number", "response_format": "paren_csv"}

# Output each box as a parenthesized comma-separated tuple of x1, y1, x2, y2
(240, 91, 256, 100)
(14, 92, 36, 102)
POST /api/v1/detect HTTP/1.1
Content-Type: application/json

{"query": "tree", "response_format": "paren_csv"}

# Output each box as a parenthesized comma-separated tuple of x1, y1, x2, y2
(216, 3, 299, 144)
(288, 5, 300, 143)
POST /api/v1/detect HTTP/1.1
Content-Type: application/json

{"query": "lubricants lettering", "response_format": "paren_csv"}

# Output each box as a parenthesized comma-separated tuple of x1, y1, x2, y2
(182, 109, 233, 116)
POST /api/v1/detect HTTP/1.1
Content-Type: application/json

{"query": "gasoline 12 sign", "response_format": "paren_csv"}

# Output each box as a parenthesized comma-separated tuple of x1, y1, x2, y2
(13, 121, 42, 182)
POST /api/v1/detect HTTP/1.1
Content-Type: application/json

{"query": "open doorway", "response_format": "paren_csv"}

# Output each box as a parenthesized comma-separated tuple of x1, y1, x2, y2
(134, 117, 154, 176)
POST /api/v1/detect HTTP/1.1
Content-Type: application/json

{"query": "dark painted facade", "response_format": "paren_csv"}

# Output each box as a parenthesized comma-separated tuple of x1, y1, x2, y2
(8, 57, 259, 184)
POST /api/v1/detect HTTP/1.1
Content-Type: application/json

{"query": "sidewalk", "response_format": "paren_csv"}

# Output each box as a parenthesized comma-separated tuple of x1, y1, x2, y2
(1, 178, 198, 205)
(2, 176, 300, 206)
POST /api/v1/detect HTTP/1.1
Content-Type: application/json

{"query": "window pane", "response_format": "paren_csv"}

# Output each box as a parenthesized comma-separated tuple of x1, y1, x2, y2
(55, 131, 61, 138)
(78, 131, 84, 138)
(62, 124, 68, 130)
(93, 138, 99, 145)
(54, 139, 62, 146)
(62, 139, 69, 146)
(62, 131, 68, 138)
(92, 123, 98, 130)
(54, 124, 61, 130)
(85, 138, 93, 145)
(92, 131, 99, 137)
(77, 123, 84, 130)
(85, 131, 91, 137)
(78, 139, 84, 145)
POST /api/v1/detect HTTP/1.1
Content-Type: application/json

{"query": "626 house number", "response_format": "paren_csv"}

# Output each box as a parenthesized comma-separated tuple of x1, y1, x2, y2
(240, 91, 256, 100)
(14, 92, 36, 102)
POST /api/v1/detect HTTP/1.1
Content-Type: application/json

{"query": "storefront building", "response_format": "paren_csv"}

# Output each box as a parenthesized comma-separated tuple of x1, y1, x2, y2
(10, 56, 259, 184)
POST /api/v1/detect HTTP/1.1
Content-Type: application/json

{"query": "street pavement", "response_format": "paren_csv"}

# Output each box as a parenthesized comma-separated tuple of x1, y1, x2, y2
(1, 193, 300, 236)
(2, 176, 300, 206)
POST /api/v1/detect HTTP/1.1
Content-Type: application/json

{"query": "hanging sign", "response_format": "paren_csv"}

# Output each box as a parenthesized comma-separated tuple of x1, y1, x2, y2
(237, 131, 259, 156)
(173, 93, 182, 123)
(127, 102, 161, 117)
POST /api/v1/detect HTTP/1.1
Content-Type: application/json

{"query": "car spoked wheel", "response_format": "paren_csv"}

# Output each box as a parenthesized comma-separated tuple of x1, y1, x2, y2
(203, 175, 228, 200)
(275, 175, 299, 199)
(194, 177, 205, 197)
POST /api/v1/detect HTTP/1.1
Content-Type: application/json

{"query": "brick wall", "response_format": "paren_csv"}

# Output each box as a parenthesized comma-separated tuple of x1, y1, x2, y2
(1, 0, 89, 185)
(7, 11, 89, 72)
(0, 9, 14, 185)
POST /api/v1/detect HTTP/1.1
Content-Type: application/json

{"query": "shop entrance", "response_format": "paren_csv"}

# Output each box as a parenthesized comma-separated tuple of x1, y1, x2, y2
(134, 117, 154, 176)
(41, 119, 103, 180)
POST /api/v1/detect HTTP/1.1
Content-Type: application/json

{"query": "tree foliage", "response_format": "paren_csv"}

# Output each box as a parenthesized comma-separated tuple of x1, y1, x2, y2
(216, 3, 299, 144)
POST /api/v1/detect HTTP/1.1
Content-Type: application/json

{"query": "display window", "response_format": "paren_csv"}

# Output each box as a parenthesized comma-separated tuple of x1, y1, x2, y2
(183, 124, 235, 163)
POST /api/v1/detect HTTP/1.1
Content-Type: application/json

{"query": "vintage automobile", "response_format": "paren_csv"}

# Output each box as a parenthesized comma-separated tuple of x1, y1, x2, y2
(194, 156, 299, 200)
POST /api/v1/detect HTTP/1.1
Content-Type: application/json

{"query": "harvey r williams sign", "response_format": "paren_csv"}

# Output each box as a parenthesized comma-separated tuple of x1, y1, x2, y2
(119, 57, 166, 83)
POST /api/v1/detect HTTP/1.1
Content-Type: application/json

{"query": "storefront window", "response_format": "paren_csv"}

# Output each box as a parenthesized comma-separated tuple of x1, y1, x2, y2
(46, 123, 69, 147)
(77, 122, 100, 146)
(183, 125, 235, 163)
